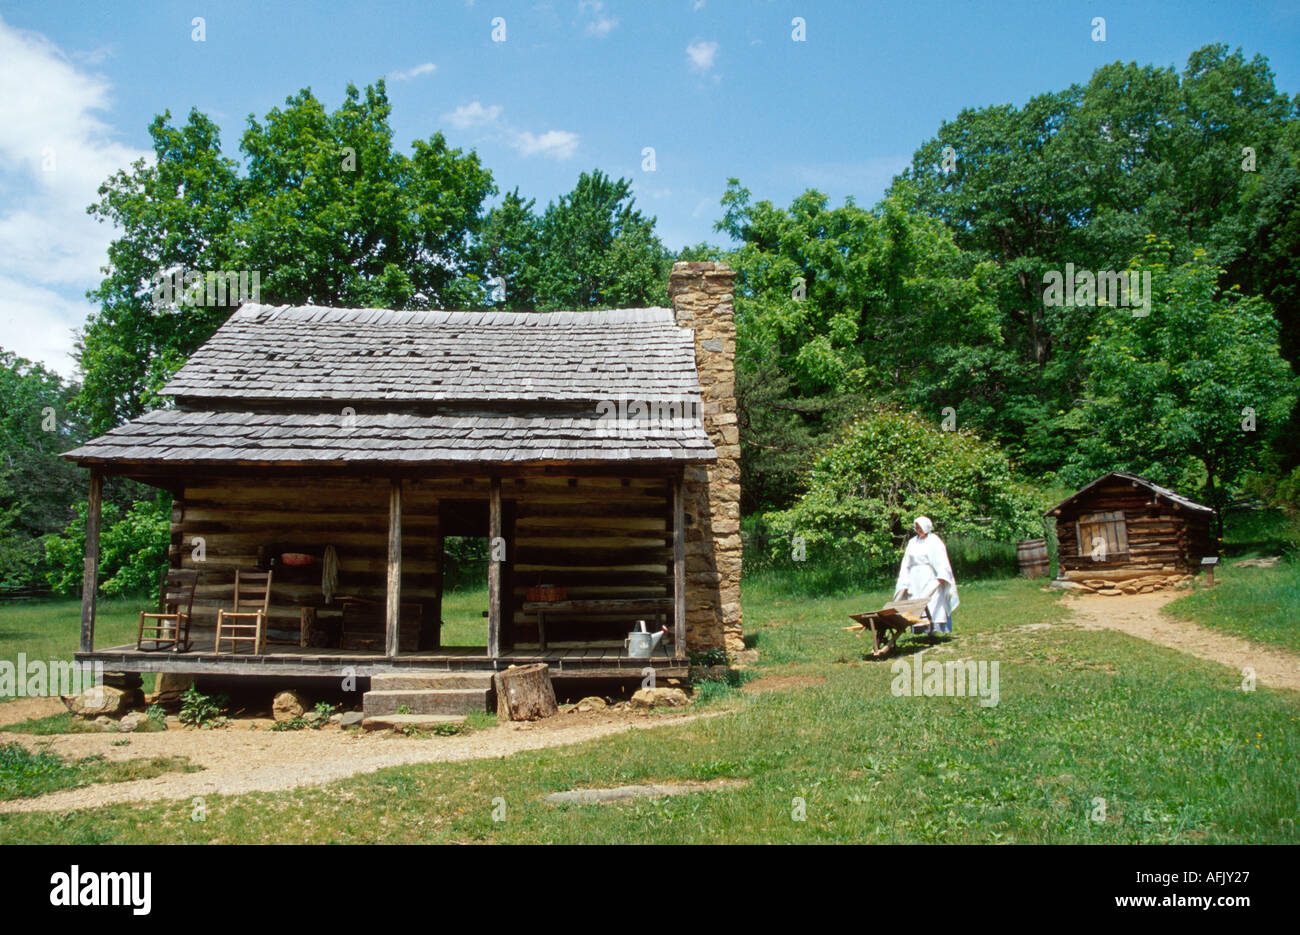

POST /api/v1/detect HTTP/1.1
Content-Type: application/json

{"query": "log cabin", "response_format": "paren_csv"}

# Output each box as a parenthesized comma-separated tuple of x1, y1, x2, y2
(1046, 472, 1216, 592)
(63, 263, 743, 696)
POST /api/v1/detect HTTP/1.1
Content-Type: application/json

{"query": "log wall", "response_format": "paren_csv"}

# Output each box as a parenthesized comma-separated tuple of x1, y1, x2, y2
(509, 474, 672, 645)
(171, 476, 439, 640)
(169, 472, 675, 650)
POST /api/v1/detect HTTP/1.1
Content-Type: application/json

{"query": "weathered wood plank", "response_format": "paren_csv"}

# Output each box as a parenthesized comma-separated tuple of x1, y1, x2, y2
(673, 470, 686, 660)
(79, 471, 103, 653)
(385, 478, 402, 658)
(488, 477, 502, 658)
(520, 598, 672, 614)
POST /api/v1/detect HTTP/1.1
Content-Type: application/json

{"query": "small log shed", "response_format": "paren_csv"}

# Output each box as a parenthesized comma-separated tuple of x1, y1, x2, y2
(62, 263, 744, 681)
(1046, 471, 1216, 587)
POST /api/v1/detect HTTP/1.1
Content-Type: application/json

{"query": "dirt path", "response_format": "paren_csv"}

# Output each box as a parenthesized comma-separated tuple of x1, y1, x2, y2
(0, 696, 65, 727)
(0, 708, 729, 814)
(1065, 590, 1300, 691)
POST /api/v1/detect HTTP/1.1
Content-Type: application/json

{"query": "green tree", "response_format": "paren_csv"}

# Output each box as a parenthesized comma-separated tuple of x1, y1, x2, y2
(899, 44, 1299, 475)
(474, 188, 542, 309)
(237, 83, 494, 310)
(0, 351, 88, 587)
(1066, 240, 1296, 525)
(81, 109, 241, 432)
(531, 170, 671, 309)
(44, 496, 170, 597)
(763, 409, 1044, 574)
(79, 81, 496, 433)
(716, 180, 1011, 510)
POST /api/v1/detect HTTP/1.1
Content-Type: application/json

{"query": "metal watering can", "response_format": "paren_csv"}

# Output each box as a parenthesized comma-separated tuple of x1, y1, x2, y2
(624, 620, 665, 659)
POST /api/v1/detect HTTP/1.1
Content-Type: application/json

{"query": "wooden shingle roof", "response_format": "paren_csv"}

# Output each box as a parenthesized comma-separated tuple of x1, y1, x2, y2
(64, 409, 714, 466)
(161, 304, 699, 404)
(1045, 472, 1214, 516)
(65, 302, 717, 468)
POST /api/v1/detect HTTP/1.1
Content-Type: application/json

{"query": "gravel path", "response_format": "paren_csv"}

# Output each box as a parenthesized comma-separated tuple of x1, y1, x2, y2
(1066, 590, 1300, 691)
(0, 709, 726, 814)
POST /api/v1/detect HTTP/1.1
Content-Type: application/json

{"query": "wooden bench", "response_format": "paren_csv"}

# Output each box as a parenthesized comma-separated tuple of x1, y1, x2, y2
(520, 598, 671, 651)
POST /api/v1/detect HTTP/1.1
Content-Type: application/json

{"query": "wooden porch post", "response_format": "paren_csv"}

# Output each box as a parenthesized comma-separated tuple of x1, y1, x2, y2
(79, 470, 103, 653)
(488, 476, 502, 658)
(385, 478, 403, 657)
(672, 470, 686, 660)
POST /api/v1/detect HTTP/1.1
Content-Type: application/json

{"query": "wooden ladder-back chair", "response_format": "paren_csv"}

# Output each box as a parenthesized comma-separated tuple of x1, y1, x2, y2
(137, 568, 198, 651)
(214, 569, 273, 654)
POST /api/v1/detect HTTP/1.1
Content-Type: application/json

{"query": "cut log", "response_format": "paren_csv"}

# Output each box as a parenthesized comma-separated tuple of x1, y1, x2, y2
(494, 664, 558, 721)
(1065, 567, 1175, 583)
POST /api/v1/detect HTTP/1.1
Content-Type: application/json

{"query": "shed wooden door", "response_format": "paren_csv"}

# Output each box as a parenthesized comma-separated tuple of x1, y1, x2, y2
(1077, 510, 1129, 562)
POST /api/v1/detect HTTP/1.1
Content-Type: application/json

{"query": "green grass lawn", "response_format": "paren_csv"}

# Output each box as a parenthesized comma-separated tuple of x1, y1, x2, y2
(439, 587, 491, 646)
(0, 742, 197, 801)
(0, 596, 157, 701)
(0, 575, 1296, 843)
(0, 596, 144, 662)
(1165, 561, 1300, 655)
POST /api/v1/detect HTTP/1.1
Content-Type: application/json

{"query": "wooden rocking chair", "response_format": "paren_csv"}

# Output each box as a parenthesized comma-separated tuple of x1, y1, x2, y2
(136, 568, 198, 652)
(214, 569, 273, 654)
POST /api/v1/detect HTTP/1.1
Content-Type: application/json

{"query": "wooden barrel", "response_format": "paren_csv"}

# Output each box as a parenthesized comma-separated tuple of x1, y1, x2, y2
(1016, 538, 1049, 578)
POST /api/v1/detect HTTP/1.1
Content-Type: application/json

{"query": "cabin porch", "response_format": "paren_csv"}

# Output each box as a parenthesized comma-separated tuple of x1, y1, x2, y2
(74, 465, 692, 680)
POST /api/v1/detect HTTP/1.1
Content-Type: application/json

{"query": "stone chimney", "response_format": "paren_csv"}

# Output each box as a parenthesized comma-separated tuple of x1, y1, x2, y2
(668, 261, 743, 654)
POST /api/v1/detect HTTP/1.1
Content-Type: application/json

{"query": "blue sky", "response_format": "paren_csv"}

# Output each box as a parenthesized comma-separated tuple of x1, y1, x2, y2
(2, 0, 1299, 375)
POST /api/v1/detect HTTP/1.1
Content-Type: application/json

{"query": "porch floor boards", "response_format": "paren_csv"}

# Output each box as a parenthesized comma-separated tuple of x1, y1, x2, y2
(76, 641, 686, 679)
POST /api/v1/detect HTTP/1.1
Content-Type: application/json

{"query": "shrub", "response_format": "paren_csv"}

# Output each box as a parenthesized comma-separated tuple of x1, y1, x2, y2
(178, 686, 228, 729)
(44, 496, 170, 597)
(762, 408, 1046, 585)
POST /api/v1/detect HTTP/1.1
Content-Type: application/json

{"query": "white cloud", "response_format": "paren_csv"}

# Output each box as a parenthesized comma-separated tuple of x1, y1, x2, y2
(0, 276, 92, 376)
(0, 17, 151, 375)
(692, 0, 706, 10)
(579, 1, 618, 37)
(512, 129, 579, 160)
(443, 101, 503, 129)
(686, 40, 718, 73)
(389, 62, 437, 81)
(442, 100, 578, 161)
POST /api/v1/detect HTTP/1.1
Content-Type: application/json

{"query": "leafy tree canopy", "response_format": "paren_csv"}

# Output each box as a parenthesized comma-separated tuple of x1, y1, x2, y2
(1064, 239, 1296, 520)
(762, 409, 1045, 574)
(79, 81, 496, 432)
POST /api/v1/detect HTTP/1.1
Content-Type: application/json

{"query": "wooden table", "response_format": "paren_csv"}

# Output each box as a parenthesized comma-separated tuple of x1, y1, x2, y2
(521, 598, 672, 651)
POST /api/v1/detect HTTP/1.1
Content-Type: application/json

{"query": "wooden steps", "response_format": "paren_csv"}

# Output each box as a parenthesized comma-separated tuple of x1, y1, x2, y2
(361, 671, 494, 725)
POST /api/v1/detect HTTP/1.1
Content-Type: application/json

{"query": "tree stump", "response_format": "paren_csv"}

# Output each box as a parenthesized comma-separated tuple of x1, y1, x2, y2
(494, 664, 557, 721)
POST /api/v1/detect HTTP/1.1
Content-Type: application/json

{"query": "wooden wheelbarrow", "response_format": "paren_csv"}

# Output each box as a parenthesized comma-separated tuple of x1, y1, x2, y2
(843, 597, 932, 658)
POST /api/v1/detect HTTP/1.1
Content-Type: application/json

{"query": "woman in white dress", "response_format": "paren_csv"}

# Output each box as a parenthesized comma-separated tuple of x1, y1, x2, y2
(892, 516, 959, 636)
